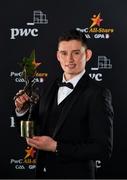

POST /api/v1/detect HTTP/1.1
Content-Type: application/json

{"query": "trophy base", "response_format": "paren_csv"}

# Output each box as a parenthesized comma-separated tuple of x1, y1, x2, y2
(20, 120, 34, 138)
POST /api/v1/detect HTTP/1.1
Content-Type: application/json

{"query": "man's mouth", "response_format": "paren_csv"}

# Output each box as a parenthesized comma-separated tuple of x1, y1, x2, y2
(66, 64, 76, 68)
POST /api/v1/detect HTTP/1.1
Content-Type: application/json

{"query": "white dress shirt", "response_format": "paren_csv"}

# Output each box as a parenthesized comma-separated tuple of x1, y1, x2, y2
(57, 69, 85, 105)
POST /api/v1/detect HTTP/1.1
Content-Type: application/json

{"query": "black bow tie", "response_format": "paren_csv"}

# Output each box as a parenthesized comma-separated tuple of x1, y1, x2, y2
(58, 82, 74, 89)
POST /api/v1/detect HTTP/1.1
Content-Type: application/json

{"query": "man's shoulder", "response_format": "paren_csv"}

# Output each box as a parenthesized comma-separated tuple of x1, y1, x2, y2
(86, 75, 111, 95)
(87, 76, 103, 89)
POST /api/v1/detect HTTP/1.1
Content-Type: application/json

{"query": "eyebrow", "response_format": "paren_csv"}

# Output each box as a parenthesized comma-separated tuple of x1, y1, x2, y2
(58, 49, 81, 52)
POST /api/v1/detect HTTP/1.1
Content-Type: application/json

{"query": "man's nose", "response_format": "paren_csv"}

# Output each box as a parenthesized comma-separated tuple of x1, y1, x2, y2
(67, 53, 74, 62)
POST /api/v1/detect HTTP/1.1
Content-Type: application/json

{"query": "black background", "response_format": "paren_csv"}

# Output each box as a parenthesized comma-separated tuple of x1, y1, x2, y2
(0, 0, 127, 178)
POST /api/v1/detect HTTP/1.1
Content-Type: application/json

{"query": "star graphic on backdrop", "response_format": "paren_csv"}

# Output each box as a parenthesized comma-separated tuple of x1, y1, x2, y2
(90, 13, 103, 28)
(24, 146, 36, 159)
(32, 59, 42, 69)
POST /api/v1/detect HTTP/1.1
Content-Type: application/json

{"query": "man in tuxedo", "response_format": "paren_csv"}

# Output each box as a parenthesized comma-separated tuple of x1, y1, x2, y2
(15, 29, 113, 179)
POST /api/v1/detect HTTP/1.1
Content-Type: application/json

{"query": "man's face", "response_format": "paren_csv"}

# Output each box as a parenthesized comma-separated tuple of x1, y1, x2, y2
(57, 40, 92, 79)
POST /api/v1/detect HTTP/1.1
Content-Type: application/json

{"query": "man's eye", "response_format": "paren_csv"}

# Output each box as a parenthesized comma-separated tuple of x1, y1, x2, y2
(74, 51, 80, 55)
(61, 52, 67, 55)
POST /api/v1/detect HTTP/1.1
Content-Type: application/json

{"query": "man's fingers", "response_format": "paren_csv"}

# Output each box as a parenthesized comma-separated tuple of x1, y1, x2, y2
(15, 97, 28, 109)
(14, 89, 30, 109)
(16, 90, 24, 95)
(16, 91, 29, 100)
(32, 136, 40, 140)
(26, 138, 40, 149)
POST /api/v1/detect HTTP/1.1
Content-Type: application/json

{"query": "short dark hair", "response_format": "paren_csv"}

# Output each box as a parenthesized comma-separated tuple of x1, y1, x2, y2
(58, 29, 88, 48)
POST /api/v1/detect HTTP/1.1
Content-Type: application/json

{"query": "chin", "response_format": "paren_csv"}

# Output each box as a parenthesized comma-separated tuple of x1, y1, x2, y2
(67, 72, 78, 76)
(65, 69, 77, 73)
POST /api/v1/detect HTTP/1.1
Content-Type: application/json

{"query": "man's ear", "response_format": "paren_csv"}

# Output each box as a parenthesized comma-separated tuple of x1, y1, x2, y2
(57, 51, 60, 62)
(85, 49, 92, 62)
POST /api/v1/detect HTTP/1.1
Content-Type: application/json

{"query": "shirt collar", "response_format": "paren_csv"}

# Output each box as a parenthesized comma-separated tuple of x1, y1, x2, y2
(62, 69, 85, 88)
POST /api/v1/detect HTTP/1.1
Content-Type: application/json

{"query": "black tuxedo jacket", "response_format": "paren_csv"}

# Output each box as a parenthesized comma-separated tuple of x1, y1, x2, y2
(21, 73, 114, 179)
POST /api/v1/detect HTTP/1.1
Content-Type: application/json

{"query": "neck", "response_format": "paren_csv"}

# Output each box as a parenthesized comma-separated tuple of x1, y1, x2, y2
(64, 74, 75, 81)
(64, 71, 84, 81)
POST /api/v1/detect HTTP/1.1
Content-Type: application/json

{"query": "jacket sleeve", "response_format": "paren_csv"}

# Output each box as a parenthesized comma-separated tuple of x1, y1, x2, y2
(13, 96, 40, 136)
(56, 88, 114, 161)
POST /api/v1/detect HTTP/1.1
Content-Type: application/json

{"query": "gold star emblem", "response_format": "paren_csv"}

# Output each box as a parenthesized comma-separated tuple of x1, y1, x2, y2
(90, 13, 103, 28)
(24, 146, 36, 159)
(32, 59, 42, 69)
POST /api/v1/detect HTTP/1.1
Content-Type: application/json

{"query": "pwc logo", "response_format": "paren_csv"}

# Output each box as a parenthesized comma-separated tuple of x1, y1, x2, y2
(89, 56, 112, 81)
(10, 10, 48, 39)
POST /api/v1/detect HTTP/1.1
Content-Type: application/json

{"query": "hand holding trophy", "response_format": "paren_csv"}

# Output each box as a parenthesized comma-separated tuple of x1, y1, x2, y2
(14, 50, 41, 138)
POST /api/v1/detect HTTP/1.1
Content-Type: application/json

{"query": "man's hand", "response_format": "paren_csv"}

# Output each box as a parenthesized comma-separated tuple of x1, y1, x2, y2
(26, 136, 57, 152)
(15, 90, 30, 113)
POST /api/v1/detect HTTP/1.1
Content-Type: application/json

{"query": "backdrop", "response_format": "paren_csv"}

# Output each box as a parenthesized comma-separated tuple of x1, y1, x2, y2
(0, 0, 127, 178)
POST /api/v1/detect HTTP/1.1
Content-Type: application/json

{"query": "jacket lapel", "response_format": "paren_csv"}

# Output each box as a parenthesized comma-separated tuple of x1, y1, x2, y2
(40, 79, 59, 131)
(52, 74, 90, 138)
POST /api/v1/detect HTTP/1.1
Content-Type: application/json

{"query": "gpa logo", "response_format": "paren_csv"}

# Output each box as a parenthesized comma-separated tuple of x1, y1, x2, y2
(77, 12, 114, 39)
(89, 56, 112, 81)
(10, 10, 48, 39)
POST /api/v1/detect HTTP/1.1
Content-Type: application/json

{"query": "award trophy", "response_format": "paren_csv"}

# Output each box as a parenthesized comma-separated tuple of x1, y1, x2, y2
(14, 50, 41, 138)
